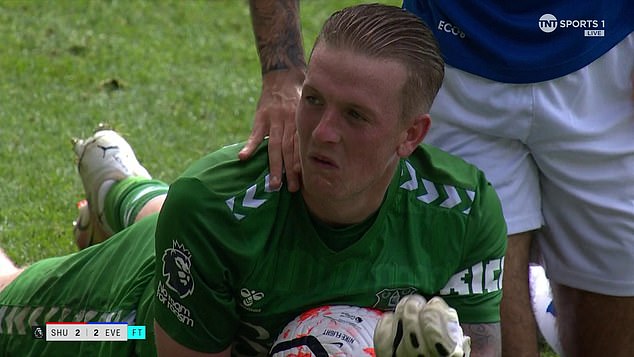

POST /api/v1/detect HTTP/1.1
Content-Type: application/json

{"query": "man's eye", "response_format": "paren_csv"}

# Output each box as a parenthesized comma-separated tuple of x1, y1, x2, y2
(305, 95, 321, 105)
(348, 110, 365, 121)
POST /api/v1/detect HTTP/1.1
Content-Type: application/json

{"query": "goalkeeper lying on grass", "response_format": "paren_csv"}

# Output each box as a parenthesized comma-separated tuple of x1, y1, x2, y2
(0, 4, 505, 356)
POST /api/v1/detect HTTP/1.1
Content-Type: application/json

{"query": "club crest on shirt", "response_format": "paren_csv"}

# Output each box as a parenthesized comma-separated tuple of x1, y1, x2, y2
(374, 287, 418, 310)
(161, 240, 195, 299)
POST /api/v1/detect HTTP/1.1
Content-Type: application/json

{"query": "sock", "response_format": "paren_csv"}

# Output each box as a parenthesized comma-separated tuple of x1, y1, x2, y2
(103, 177, 169, 233)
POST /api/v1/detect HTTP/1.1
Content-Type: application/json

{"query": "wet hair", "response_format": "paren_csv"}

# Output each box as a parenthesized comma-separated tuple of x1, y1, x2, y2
(313, 3, 444, 118)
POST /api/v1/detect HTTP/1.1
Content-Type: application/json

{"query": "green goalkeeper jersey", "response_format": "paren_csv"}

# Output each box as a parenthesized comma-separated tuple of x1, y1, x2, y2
(154, 141, 507, 356)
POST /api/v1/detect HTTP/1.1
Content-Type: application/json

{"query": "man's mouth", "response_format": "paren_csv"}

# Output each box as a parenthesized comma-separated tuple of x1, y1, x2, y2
(310, 154, 338, 169)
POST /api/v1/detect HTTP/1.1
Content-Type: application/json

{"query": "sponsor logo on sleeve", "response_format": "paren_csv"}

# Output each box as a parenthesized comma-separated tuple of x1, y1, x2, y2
(440, 257, 504, 296)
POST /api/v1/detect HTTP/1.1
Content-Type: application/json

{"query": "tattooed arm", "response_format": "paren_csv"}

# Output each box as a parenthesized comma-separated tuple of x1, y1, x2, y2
(462, 323, 502, 357)
(249, 0, 305, 75)
(240, 0, 306, 192)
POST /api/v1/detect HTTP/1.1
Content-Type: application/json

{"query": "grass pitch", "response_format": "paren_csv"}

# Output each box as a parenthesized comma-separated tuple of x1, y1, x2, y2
(0, 0, 393, 263)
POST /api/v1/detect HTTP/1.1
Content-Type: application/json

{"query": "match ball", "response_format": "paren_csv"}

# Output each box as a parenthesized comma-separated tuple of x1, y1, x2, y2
(530, 264, 563, 356)
(270, 305, 383, 357)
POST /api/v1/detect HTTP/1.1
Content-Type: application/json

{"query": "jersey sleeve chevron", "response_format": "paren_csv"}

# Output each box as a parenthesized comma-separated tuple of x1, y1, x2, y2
(154, 141, 283, 353)
(401, 144, 507, 324)
(441, 170, 507, 323)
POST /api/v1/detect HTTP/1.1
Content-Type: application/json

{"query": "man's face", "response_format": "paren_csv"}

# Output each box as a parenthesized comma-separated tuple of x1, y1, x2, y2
(297, 44, 413, 209)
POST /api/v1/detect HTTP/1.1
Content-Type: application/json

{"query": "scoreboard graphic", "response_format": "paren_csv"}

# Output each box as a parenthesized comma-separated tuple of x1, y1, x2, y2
(33, 322, 146, 342)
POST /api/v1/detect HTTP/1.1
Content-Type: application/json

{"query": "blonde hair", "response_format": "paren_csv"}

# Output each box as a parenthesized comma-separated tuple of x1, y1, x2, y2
(314, 3, 444, 118)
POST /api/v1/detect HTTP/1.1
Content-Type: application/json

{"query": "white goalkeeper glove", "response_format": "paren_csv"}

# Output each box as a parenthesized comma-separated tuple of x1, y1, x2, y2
(374, 295, 471, 357)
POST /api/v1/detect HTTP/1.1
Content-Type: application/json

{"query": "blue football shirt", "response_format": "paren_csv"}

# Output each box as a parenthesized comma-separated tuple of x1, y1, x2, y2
(404, 0, 634, 83)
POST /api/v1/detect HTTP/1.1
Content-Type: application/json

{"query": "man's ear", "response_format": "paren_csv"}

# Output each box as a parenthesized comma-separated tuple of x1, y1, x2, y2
(397, 114, 431, 157)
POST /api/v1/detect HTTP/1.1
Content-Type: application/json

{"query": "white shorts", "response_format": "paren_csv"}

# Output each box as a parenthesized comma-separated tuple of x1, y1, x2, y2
(426, 32, 634, 296)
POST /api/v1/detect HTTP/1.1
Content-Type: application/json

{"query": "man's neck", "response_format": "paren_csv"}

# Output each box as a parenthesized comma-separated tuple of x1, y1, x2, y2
(301, 166, 396, 226)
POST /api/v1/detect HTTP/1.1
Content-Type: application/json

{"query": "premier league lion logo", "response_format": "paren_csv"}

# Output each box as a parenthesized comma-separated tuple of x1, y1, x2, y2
(162, 240, 195, 298)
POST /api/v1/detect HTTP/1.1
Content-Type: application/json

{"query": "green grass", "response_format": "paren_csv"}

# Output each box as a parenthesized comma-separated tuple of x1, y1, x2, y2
(0, 0, 399, 263)
(0, 1, 557, 355)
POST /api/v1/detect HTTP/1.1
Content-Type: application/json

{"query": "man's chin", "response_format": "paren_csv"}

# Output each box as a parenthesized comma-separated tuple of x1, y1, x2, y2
(301, 178, 341, 200)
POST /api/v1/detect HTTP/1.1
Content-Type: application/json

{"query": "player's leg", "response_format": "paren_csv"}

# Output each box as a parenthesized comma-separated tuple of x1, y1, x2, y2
(531, 33, 634, 356)
(500, 231, 539, 357)
(72, 124, 168, 249)
(0, 248, 18, 276)
(0, 249, 23, 293)
(551, 284, 634, 356)
(1, 125, 168, 293)
(0, 214, 158, 355)
(74, 177, 168, 247)
(0, 126, 165, 355)
(426, 66, 544, 357)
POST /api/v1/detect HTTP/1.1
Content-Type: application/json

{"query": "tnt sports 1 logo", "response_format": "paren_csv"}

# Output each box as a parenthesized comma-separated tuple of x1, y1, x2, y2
(538, 13, 605, 37)
(538, 14, 558, 33)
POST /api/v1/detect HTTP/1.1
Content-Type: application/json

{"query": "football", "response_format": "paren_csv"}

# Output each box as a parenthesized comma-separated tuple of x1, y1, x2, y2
(269, 305, 383, 357)
(530, 264, 563, 356)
